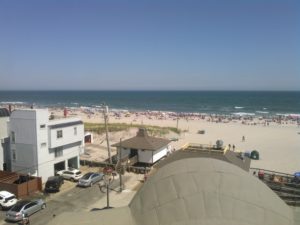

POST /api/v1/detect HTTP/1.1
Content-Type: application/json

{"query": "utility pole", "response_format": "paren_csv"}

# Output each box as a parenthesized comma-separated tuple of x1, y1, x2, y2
(102, 103, 112, 164)
(106, 182, 110, 208)
(119, 138, 123, 192)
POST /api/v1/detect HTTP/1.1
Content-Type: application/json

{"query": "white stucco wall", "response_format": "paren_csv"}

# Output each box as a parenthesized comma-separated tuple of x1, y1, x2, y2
(152, 147, 168, 163)
(10, 109, 84, 182)
(38, 144, 81, 181)
(48, 118, 84, 149)
(137, 150, 152, 163)
(120, 145, 169, 164)
(0, 117, 9, 138)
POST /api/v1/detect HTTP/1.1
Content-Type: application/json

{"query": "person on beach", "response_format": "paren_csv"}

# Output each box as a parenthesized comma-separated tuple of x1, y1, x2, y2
(228, 144, 231, 150)
(232, 144, 235, 152)
(242, 136, 245, 142)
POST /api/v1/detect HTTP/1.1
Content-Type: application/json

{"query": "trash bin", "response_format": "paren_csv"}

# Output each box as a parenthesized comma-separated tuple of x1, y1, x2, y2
(251, 150, 259, 160)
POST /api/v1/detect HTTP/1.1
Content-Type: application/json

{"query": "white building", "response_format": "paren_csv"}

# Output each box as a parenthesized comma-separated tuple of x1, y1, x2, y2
(0, 108, 11, 171)
(112, 128, 171, 165)
(9, 109, 84, 182)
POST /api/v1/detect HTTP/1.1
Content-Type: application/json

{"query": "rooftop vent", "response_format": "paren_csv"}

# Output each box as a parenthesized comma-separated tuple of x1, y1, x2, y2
(136, 128, 148, 137)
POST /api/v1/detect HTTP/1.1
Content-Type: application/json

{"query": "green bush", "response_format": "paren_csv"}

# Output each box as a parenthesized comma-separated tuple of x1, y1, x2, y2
(84, 122, 181, 136)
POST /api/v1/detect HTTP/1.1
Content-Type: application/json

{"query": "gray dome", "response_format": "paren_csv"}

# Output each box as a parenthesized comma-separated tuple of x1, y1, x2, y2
(130, 158, 293, 225)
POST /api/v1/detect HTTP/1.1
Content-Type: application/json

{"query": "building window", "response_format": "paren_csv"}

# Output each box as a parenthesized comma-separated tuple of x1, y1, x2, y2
(12, 150, 16, 161)
(74, 127, 77, 135)
(57, 130, 63, 139)
(11, 132, 15, 143)
(40, 124, 46, 129)
(54, 147, 63, 157)
(41, 142, 47, 148)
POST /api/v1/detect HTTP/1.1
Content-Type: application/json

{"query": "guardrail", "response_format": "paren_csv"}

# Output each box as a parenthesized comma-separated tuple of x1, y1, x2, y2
(251, 167, 300, 206)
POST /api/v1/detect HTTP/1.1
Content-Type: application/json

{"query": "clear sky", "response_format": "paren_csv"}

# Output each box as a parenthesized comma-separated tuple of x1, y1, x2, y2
(0, 0, 299, 91)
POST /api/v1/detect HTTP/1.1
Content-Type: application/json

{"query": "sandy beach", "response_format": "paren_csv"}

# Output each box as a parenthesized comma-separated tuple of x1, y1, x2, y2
(45, 107, 300, 175)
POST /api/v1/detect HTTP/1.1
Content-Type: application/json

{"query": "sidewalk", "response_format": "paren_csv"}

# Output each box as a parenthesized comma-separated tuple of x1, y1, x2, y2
(87, 173, 144, 210)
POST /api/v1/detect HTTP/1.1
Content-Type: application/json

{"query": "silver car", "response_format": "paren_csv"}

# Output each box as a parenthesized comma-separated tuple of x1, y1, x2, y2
(78, 172, 104, 187)
(6, 199, 46, 222)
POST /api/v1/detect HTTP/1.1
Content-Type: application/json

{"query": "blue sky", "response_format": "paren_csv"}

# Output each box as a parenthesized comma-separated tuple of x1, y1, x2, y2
(0, 0, 299, 90)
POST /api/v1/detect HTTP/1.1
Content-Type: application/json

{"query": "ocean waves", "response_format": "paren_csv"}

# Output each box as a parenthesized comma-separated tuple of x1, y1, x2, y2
(0, 91, 299, 116)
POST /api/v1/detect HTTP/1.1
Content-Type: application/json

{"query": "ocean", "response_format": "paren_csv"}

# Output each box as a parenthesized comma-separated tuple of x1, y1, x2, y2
(0, 91, 299, 116)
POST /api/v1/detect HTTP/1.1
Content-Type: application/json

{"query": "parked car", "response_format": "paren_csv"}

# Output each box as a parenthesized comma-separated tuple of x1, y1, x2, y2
(6, 199, 46, 222)
(45, 176, 64, 192)
(0, 191, 18, 210)
(78, 172, 104, 187)
(57, 168, 82, 182)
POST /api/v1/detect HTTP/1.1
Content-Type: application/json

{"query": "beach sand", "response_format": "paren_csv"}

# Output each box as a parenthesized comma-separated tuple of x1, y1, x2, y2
(50, 108, 300, 174)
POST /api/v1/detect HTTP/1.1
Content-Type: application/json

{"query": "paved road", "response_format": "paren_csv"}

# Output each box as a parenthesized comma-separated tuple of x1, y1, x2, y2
(0, 180, 122, 225)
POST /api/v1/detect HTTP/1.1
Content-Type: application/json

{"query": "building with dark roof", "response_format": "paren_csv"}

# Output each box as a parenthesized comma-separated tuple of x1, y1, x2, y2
(112, 128, 171, 165)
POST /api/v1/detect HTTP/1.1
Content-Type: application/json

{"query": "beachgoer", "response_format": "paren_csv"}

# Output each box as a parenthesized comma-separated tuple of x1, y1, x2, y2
(228, 144, 231, 150)
(232, 144, 235, 151)
(242, 136, 245, 142)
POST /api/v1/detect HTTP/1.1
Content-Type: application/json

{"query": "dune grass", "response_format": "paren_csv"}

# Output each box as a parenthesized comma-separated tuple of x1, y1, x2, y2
(84, 122, 181, 137)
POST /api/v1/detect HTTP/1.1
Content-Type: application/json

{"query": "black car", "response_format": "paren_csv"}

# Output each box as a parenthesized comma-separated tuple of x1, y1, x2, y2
(45, 176, 64, 192)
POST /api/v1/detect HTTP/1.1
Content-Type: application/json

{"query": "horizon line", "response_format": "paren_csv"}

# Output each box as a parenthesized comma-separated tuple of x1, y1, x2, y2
(0, 89, 300, 92)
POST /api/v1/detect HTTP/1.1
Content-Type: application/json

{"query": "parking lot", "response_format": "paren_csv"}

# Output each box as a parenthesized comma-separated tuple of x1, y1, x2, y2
(0, 166, 142, 225)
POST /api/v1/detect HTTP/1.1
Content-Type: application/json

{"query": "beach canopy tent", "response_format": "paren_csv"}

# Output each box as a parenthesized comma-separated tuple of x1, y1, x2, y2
(48, 157, 299, 225)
